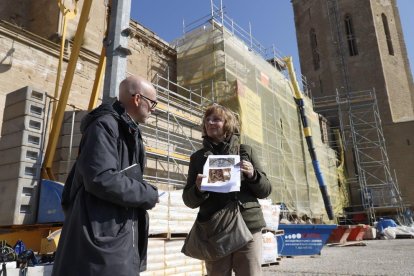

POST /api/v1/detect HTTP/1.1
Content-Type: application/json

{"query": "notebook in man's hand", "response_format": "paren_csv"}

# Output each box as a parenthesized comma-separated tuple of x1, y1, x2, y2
(120, 163, 143, 182)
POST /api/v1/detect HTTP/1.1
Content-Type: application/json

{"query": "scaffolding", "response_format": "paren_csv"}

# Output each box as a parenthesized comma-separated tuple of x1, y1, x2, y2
(143, 74, 211, 189)
(173, 4, 345, 220)
(313, 89, 406, 225)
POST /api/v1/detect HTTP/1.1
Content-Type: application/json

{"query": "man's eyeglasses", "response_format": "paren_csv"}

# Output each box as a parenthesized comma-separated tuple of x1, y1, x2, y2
(133, 94, 158, 109)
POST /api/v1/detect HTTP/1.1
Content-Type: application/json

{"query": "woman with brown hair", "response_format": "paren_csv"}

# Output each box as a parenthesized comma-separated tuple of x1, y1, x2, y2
(182, 104, 272, 276)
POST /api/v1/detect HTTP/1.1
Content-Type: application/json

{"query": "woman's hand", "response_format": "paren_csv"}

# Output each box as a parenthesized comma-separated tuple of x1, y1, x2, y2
(196, 174, 207, 191)
(240, 160, 256, 180)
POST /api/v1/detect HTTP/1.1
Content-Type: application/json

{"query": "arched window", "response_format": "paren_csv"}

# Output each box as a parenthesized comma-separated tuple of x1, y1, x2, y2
(310, 28, 320, 70)
(344, 14, 358, 56)
(381, 13, 394, 55)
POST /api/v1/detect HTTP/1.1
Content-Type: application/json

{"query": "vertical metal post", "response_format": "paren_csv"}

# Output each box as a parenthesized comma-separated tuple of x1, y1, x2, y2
(201, 83, 204, 106)
(103, 0, 132, 102)
(89, 3, 111, 110)
(220, 0, 224, 26)
(66, 107, 76, 174)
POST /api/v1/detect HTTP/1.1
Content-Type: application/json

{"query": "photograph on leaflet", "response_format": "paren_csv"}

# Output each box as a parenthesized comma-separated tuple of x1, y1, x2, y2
(201, 155, 241, 193)
(208, 168, 231, 183)
(209, 157, 235, 168)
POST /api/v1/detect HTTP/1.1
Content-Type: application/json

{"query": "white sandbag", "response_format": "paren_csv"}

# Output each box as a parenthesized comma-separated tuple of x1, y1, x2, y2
(262, 232, 278, 264)
(383, 227, 396, 239)
(259, 199, 280, 230)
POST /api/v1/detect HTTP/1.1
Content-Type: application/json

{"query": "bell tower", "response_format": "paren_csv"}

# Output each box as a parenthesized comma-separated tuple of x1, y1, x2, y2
(292, 0, 414, 220)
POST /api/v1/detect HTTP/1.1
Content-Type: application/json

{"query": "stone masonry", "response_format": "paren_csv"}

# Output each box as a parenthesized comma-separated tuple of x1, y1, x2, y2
(292, 0, 414, 208)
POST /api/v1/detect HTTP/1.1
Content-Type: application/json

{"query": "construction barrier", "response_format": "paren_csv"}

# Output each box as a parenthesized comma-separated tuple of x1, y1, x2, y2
(347, 225, 368, 241)
(328, 225, 369, 243)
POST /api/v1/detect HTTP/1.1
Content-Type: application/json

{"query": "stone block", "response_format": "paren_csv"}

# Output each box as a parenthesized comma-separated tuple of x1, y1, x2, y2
(0, 161, 41, 181)
(63, 110, 88, 123)
(61, 121, 82, 135)
(0, 146, 42, 165)
(0, 178, 39, 225)
(55, 173, 69, 184)
(0, 130, 42, 150)
(54, 147, 79, 162)
(5, 86, 45, 106)
(1, 116, 44, 136)
(57, 133, 82, 148)
(52, 160, 75, 175)
(3, 99, 45, 121)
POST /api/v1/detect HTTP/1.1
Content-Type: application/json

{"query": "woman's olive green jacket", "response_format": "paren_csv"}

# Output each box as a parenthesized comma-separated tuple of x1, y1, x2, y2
(182, 137, 272, 233)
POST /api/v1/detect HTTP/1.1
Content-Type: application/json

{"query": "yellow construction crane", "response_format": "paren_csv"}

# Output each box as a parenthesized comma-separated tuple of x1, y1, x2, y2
(284, 56, 334, 221)
(41, 0, 93, 180)
(41, 0, 131, 180)
(52, 0, 78, 118)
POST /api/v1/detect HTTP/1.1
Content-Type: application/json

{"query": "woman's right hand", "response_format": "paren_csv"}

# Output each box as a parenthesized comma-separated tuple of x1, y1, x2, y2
(196, 174, 207, 191)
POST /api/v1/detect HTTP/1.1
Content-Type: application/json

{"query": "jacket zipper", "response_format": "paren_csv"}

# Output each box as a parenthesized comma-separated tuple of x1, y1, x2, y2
(132, 208, 135, 247)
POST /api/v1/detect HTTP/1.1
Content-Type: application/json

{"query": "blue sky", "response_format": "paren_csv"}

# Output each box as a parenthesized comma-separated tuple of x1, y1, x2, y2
(131, 0, 414, 80)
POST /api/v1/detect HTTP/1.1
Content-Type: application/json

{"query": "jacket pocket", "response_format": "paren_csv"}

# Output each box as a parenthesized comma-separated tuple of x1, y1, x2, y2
(239, 201, 265, 230)
(84, 193, 131, 246)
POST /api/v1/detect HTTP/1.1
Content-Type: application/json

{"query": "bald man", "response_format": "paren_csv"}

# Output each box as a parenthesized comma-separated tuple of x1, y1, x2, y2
(53, 76, 159, 276)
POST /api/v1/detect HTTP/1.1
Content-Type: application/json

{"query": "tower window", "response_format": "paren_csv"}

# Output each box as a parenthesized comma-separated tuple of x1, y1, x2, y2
(344, 14, 358, 56)
(381, 13, 394, 55)
(310, 28, 320, 70)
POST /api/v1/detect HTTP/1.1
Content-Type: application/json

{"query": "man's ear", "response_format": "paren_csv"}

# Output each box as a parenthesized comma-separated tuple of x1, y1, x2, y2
(132, 94, 140, 106)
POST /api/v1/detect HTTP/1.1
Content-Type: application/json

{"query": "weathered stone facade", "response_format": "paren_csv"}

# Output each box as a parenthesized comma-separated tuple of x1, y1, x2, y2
(0, 20, 99, 131)
(0, 17, 176, 131)
(292, 0, 414, 208)
(0, 0, 106, 53)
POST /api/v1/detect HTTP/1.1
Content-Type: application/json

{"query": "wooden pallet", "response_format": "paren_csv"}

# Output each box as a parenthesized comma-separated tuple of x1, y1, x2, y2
(328, 241, 367, 247)
(149, 232, 187, 240)
(149, 233, 170, 239)
(262, 228, 284, 236)
(396, 234, 414, 239)
(261, 261, 280, 267)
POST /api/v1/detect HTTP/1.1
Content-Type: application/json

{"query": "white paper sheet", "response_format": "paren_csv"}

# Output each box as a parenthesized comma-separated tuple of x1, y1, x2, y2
(200, 155, 241, 193)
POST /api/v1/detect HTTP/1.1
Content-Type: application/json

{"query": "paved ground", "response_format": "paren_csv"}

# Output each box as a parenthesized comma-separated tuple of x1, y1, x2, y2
(263, 239, 414, 276)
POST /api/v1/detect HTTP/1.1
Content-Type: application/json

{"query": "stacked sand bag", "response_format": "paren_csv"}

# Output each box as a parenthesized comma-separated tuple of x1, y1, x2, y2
(164, 239, 205, 276)
(259, 199, 280, 231)
(168, 190, 198, 234)
(141, 239, 165, 276)
(262, 231, 278, 264)
(148, 190, 169, 235)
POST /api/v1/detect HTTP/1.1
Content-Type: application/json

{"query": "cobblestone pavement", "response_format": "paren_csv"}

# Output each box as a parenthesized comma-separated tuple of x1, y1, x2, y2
(263, 239, 414, 275)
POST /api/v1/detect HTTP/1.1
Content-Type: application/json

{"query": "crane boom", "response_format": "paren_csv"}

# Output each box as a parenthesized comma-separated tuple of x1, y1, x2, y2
(284, 56, 334, 220)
